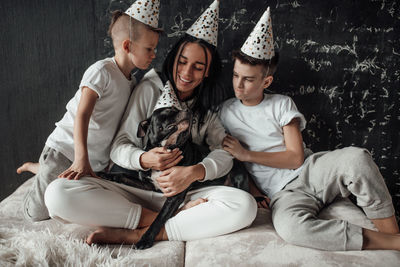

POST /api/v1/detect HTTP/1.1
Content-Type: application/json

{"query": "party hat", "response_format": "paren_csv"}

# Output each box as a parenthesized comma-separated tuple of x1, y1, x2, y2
(241, 7, 275, 60)
(125, 0, 160, 28)
(153, 81, 183, 111)
(186, 0, 219, 47)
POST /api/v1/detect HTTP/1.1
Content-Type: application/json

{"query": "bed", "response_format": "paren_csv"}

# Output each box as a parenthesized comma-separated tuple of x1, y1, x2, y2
(1, 178, 399, 266)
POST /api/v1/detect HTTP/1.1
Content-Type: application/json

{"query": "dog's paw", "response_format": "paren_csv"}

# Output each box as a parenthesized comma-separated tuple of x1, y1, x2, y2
(135, 238, 154, 250)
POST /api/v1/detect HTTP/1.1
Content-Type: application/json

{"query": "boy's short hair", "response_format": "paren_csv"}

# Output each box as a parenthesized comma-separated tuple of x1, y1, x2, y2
(108, 10, 162, 48)
(232, 50, 279, 77)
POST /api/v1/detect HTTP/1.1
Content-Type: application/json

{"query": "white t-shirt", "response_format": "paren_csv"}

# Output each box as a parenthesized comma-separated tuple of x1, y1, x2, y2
(220, 94, 307, 198)
(46, 57, 135, 171)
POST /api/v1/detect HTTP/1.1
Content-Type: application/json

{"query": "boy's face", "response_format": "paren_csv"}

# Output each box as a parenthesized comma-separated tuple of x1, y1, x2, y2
(232, 59, 272, 106)
(130, 28, 159, 70)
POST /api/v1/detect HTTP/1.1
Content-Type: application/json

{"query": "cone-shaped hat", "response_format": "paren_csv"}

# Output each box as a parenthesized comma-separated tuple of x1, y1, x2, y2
(241, 7, 275, 59)
(186, 0, 219, 47)
(153, 81, 182, 111)
(125, 0, 160, 28)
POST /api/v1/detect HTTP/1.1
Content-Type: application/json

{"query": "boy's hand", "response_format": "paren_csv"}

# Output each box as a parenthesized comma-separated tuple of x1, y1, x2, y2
(254, 195, 270, 209)
(58, 159, 99, 180)
(222, 135, 249, 161)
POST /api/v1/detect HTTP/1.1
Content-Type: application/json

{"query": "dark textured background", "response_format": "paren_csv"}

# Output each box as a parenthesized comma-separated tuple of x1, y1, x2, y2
(1, 0, 399, 219)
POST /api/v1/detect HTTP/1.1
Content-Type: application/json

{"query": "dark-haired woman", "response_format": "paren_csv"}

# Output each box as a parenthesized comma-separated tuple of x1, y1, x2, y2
(44, 34, 257, 245)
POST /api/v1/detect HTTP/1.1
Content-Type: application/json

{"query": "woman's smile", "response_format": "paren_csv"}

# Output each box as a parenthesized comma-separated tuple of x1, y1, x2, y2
(178, 74, 192, 85)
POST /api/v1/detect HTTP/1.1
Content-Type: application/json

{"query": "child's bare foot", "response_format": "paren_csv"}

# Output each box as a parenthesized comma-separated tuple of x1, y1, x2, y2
(86, 227, 146, 245)
(178, 198, 207, 212)
(17, 162, 40, 174)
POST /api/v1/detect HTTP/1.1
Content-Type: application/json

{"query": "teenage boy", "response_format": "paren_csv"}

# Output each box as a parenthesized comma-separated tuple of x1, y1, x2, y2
(220, 7, 400, 251)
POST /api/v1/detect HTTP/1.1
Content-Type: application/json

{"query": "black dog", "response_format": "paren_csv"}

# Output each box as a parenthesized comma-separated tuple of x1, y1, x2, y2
(100, 106, 228, 249)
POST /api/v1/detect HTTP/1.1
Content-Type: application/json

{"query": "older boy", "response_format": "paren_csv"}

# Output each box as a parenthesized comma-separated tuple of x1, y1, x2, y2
(220, 7, 400, 251)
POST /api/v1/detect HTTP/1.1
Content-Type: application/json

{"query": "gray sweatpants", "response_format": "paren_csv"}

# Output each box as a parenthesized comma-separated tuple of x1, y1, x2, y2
(22, 146, 71, 221)
(270, 147, 395, 251)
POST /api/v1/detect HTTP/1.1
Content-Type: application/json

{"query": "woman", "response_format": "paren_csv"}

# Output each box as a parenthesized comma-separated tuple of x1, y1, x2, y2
(44, 33, 257, 245)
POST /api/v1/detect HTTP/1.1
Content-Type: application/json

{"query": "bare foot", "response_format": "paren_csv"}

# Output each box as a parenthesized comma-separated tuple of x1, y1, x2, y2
(179, 198, 207, 212)
(86, 227, 146, 245)
(17, 162, 40, 174)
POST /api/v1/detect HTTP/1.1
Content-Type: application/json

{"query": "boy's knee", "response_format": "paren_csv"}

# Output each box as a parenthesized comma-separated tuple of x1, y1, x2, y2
(273, 212, 311, 246)
(341, 147, 372, 166)
(340, 147, 380, 177)
(274, 221, 310, 246)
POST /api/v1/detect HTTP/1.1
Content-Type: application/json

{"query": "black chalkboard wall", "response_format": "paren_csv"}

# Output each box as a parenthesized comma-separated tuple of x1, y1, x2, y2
(1, 0, 399, 221)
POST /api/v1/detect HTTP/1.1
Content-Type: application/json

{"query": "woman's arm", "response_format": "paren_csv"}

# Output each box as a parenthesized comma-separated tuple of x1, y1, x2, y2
(223, 118, 304, 169)
(198, 111, 234, 180)
(110, 78, 160, 170)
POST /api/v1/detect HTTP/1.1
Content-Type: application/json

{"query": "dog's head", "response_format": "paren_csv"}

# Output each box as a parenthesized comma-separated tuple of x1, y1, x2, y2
(137, 107, 192, 150)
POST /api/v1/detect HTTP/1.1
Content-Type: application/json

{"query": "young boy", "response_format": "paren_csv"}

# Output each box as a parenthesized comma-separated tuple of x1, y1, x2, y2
(220, 7, 400, 251)
(19, 0, 161, 222)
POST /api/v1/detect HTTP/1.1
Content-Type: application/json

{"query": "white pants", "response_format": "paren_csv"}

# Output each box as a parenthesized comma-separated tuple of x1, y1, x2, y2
(44, 177, 257, 241)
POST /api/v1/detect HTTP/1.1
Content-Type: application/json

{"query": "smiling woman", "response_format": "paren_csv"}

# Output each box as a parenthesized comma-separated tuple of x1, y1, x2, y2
(43, 0, 258, 248)
(44, 32, 257, 247)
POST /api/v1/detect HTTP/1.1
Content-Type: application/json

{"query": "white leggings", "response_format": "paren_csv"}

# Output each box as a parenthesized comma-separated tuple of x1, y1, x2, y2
(44, 177, 257, 241)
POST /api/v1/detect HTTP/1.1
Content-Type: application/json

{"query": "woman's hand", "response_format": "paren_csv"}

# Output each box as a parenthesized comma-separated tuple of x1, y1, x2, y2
(140, 147, 183, 170)
(156, 164, 205, 197)
(222, 134, 249, 162)
(58, 158, 99, 180)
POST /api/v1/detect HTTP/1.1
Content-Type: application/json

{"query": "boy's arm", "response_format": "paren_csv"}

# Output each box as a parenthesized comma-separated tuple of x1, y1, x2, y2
(58, 86, 99, 179)
(223, 118, 304, 170)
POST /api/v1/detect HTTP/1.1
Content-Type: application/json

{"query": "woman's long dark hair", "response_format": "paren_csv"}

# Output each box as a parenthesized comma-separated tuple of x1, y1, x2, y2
(161, 34, 230, 126)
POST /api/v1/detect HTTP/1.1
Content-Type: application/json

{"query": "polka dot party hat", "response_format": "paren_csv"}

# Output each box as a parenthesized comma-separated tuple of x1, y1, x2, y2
(153, 81, 183, 111)
(241, 7, 275, 60)
(186, 0, 219, 47)
(125, 0, 160, 28)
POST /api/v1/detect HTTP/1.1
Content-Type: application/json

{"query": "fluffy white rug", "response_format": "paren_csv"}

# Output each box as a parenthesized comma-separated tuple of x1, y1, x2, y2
(0, 179, 185, 267)
(0, 226, 139, 266)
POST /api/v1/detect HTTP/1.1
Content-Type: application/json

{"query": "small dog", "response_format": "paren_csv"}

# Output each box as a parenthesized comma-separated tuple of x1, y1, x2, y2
(100, 106, 227, 249)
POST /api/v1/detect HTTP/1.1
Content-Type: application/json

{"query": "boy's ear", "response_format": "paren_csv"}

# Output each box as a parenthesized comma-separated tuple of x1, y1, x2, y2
(122, 39, 131, 53)
(263, 75, 274, 89)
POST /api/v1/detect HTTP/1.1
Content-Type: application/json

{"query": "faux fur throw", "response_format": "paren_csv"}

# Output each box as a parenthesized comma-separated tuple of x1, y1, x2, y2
(0, 179, 184, 266)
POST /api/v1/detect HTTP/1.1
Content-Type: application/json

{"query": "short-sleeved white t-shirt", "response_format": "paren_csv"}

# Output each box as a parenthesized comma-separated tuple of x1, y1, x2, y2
(220, 94, 307, 198)
(46, 57, 135, 171)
